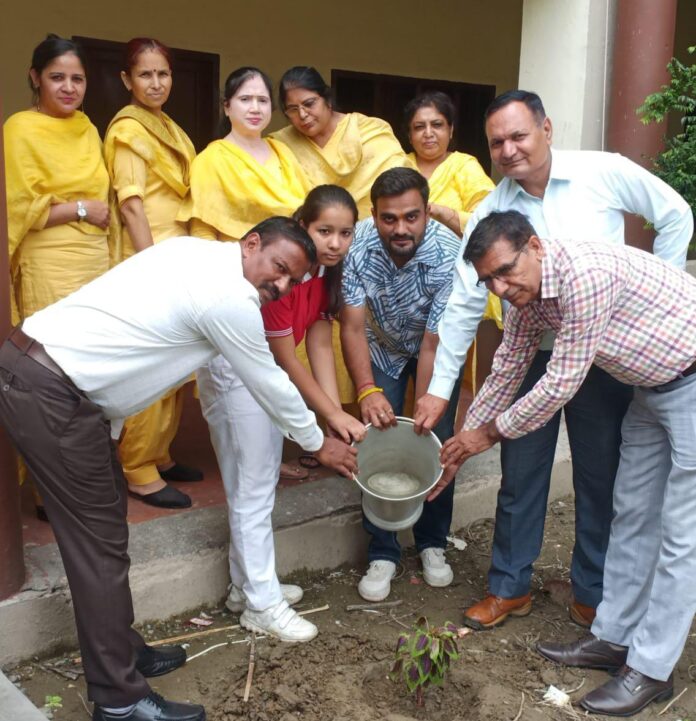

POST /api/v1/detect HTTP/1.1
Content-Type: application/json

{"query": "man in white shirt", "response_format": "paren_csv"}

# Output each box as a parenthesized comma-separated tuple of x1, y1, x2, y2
(0, 218, 357, 721)
(414, 90, 693, 631)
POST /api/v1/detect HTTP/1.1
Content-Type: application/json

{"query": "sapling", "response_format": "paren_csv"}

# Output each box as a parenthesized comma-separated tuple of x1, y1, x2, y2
(389, 616, 460, 707)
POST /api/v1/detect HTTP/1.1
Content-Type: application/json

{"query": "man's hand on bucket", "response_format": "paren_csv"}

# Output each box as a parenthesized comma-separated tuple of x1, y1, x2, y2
(315, 437, 359, 478)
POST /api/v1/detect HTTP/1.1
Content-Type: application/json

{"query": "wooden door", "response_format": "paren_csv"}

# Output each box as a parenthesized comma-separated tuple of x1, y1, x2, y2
(73, 36, 219, 151)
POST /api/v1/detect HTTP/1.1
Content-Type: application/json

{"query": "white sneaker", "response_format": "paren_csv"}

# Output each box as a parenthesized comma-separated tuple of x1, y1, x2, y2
(225, 583, 304, 613)
(240, 599, 318, 642)
(420, 547, 454, 587)
(358, 560, 397, 602)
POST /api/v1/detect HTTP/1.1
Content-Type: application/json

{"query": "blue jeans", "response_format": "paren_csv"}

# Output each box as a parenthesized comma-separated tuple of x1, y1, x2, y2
(489, 350, 633, 607)
(363, 358, 460, 563)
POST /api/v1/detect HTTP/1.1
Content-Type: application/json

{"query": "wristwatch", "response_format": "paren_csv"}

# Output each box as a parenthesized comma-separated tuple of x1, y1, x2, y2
(76, 200, 87, 222)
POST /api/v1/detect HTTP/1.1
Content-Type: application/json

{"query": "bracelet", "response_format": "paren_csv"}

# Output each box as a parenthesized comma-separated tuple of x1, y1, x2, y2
(357, 386, 384, 404)
(355, 381, 375, 394)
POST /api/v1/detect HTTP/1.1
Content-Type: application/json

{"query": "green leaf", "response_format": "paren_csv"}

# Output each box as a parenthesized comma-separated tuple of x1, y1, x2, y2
(430, 637, 441, 660)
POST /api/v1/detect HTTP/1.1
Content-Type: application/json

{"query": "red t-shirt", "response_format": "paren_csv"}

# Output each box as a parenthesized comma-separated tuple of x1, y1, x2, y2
(262, 267, 331, 347)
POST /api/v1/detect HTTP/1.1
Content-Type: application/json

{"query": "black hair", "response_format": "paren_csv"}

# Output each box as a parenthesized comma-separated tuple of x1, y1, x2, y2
(404, 91, 456, 134)
(219, 66, 273, 137)
(370, 167, 429, 208)
(278, 66, 332, 112)
(484, 90, 546, 125)
(463, 210, 537, 264)
(242, 216, 317, 265)
(294, 185, 358, 316)
(29, 34, 86, 94)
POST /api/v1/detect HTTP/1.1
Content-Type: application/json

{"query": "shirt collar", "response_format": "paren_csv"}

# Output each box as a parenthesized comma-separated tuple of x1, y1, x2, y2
(507, 148, 571, 200)
(302, 264, 326, 283)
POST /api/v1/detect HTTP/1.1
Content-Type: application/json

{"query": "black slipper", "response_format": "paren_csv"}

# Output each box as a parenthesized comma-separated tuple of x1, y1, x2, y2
(159, 463, 204, 483)
(130, 485, 192, 509)
(298, 453, 321, 469)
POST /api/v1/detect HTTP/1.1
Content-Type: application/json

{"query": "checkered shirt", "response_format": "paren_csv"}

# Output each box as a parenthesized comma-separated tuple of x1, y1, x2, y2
(464, 238, 696, 438)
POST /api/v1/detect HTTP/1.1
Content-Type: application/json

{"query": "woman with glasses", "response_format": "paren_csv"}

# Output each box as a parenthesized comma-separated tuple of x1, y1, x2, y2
(272, 66, 410, 219)
(104, 37, 199, 509)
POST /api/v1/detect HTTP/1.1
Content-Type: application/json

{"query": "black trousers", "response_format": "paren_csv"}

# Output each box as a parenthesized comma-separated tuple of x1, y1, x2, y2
(0, 339, 150, 706)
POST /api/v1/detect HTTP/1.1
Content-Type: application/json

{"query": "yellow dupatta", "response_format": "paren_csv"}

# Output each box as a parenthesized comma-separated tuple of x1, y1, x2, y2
(179, 137, 309, 239)
(104, 105, 196, 262)
(272, 113, 412, 218)
(4, 110, 109, 261)
(104, 105, 195, 197)
(409, 151, 495, 230)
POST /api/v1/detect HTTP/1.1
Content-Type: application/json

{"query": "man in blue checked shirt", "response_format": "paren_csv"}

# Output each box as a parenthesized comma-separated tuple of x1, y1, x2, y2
(341, 167, 462, 602)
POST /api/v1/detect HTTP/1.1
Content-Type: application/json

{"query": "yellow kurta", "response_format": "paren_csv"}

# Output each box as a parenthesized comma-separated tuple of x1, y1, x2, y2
(104, 105, 196, 259)
(4, 110, 110, 323)
(272, 113, 412, 219)
(178, 137, 309, 239)
(409, 151, 495, 231)
(104, 105, 197, 486)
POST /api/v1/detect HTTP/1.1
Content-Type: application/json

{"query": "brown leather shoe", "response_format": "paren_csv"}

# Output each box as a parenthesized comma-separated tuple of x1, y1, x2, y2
(579, 665, 673, 716)
(536, 634, 627, 671)
(463, 593, 532, 630)
(570, 600, 596, 628)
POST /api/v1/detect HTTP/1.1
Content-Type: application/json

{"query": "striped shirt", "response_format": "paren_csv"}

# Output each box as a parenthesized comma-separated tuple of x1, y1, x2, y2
(464, 238, 696, 439)
(343, 218, 461, 378)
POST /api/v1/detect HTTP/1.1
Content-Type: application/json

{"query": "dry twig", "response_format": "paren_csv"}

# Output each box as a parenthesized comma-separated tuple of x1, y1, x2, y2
(346, 599, 403, 611)
(657, 686, 687, 716)
(242, 633, 256, 703)
(511, 691, 525, 721)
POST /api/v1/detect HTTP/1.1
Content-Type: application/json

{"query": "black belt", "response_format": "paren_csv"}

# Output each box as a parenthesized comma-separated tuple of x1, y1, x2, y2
(8, 327, 67, 379)
(679, 358, 696, 380)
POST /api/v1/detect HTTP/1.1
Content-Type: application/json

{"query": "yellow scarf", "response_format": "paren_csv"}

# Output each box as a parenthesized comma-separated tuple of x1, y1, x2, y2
(104, 105, 195, 198)
(179, 137, 309, 239)
(272, 113, 412, 218)
(4, 110, 110, 260)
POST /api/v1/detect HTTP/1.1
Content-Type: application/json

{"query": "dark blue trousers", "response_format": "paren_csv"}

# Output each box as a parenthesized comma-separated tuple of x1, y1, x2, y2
(364, 358, 460, 563)
(489, 350, 633, 607)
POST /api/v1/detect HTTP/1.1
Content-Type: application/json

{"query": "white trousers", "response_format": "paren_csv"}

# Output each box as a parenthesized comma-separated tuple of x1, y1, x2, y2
(197, 355, 284, 611)
(592, 373, 696, 680)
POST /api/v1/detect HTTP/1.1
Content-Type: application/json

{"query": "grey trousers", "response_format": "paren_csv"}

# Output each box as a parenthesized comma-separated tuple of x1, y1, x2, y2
(592, 373, 696, 681)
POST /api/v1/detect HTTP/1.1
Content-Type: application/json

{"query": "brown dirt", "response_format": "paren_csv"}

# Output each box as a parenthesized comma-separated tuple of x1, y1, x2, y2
(8, 496, 696, 720)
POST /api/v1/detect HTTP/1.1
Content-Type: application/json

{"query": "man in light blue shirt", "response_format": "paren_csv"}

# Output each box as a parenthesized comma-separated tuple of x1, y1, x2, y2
(415, 90, 693, 630)
(341, 167, 462, 602)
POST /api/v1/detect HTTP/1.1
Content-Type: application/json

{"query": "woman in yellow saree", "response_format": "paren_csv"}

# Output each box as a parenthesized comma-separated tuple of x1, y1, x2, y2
(179, 67, 308, 242)
(180, 66, 312, 481)
(272, 66, 411, 220)
(272, 66, 409, 406)
(405, 90, 500, 421)
(104, 37, 199, 509)
(5, 35, 111, 520)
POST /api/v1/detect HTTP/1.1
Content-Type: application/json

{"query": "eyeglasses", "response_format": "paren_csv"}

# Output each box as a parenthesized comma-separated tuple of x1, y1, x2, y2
(284, 96, 321, 117)
(475, 246, 527, 288)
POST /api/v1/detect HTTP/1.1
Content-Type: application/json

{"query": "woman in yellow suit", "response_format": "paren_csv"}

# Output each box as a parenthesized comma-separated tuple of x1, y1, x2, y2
(180, 67, 308, 242)
(179, 66, 311, 480)
(273, 66, 411, 220)
(5, 35, 111, 520)
(406, 90, 500, 421)
(104, 37, 200, 508)
(272, 66, 412, 409)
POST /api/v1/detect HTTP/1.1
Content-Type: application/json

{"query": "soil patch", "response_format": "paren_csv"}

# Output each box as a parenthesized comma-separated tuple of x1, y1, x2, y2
(7, 496, 696, 720)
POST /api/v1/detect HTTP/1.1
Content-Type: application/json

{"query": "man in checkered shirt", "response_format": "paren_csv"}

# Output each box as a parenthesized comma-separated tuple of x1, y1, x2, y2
(431, 209, 696, 717)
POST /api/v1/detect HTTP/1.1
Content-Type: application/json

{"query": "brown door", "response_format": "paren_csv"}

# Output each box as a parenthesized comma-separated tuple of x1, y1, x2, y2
(73, 36, 219, 151)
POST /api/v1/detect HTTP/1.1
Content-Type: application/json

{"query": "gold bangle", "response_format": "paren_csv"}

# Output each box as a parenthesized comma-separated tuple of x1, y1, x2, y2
(357, 386, 384, 403)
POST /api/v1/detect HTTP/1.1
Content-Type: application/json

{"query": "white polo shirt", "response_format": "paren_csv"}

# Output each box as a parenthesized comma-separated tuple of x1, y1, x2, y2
(23, 236, 324, 451)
